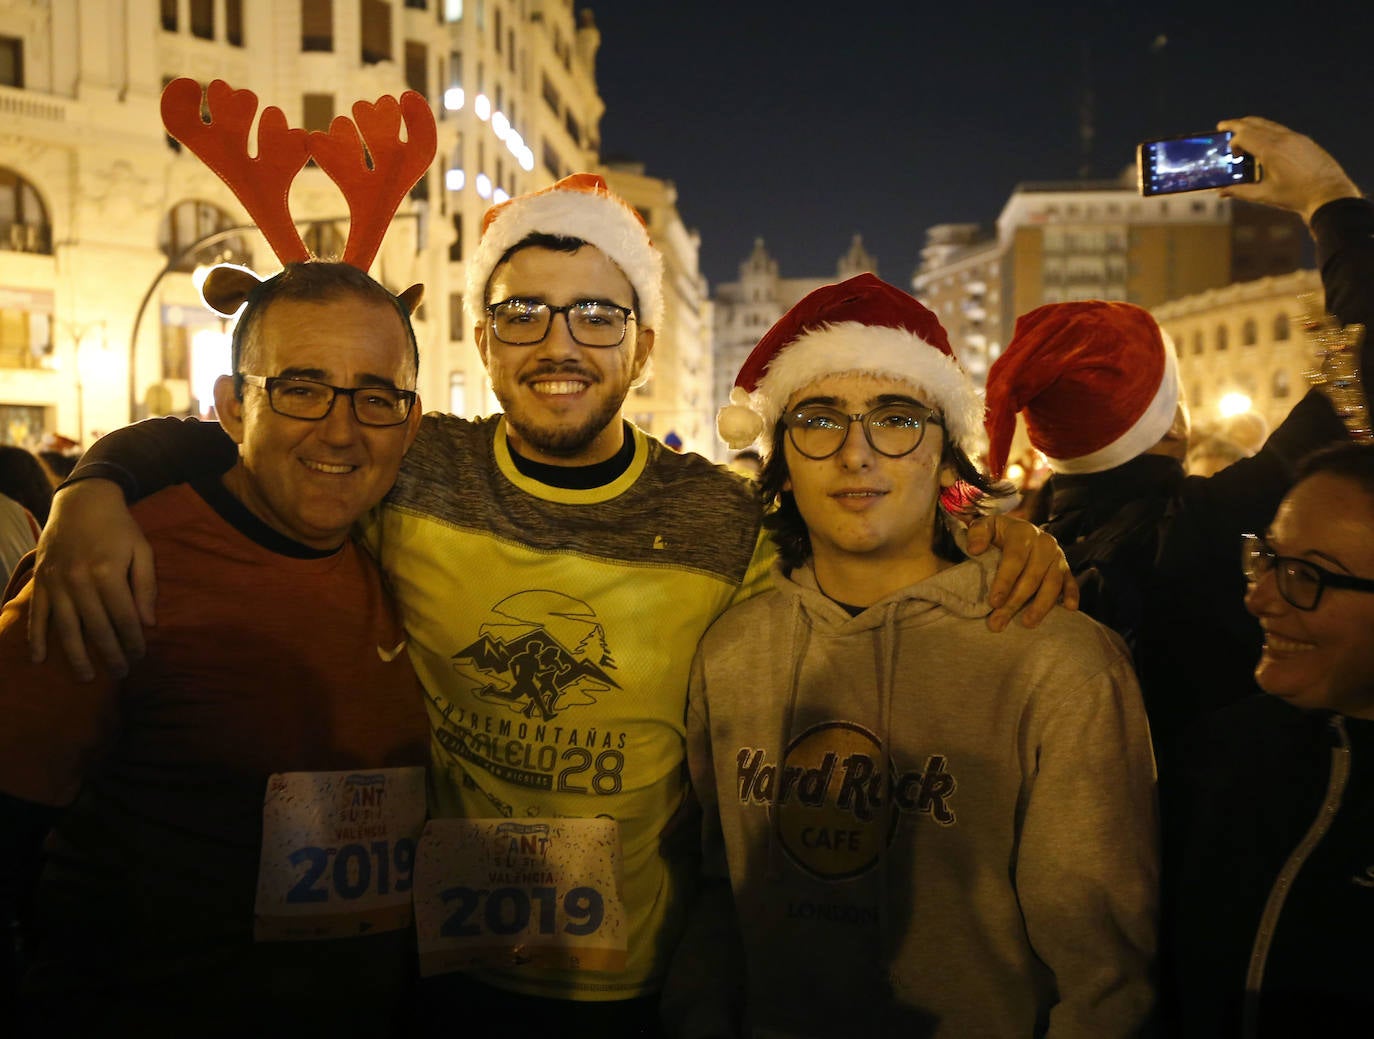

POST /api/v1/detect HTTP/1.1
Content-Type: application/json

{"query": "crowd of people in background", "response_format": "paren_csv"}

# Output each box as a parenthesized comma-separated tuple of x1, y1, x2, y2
(2, 96, 1373, 1038)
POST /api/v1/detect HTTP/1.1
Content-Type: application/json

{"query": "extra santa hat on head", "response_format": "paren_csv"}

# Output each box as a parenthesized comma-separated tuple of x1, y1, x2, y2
(716, 273, 987, 459)
(463, 173, 665, 332)
(984, 300, 1181, 479)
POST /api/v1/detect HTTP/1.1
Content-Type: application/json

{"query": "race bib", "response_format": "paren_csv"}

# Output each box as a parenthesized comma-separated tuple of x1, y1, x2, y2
(254, 767, 427, 941)
(413, 818, 627, 977)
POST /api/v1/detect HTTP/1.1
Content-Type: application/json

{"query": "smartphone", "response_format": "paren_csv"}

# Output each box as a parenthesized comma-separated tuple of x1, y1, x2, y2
(1136, 131, 1260, 196)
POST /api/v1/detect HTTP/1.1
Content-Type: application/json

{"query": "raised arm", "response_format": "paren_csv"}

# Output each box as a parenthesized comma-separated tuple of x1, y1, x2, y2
(30, 417, 236, 679)
(1218, 116, 1374, 375)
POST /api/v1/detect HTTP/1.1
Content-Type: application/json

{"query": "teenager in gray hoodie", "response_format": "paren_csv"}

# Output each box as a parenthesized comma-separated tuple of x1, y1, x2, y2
(665, 274, 1158, 1038)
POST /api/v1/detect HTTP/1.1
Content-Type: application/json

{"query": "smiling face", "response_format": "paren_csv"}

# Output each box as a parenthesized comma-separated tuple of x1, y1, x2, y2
(476, 244, 654, 466)
(214, 292, 421, 551)
(1245, 472, 1374, 718)
(782, 373, 953, 598)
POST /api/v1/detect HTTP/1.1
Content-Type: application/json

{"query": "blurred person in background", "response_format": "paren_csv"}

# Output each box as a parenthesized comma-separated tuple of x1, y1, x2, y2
(0, 447, 54, 528)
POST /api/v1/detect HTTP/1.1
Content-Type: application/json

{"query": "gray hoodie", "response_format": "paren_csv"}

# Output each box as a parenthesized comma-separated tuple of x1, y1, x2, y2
(666, 549, 1158, 1038)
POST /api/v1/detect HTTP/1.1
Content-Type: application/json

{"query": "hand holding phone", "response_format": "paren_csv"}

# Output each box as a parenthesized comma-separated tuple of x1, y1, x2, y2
(1137, 131, 1260, 196)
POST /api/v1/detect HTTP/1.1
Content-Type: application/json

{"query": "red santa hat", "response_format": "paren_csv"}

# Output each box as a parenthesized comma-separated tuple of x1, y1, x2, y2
(717, 273, 986, 459)
(984, 300, 1180, 479)
(463, 173, 664, 332)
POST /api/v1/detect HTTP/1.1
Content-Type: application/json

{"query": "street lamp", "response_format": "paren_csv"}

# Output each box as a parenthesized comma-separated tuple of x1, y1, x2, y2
(127, 224, 259, 422)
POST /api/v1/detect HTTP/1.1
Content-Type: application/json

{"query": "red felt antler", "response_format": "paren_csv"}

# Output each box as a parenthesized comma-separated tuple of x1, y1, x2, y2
(160, 78, 311, 264)
(308, 91, 437, 271)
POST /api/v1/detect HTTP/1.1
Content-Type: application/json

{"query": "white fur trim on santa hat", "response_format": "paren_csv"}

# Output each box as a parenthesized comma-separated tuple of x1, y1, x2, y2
(742, 322, 987, 459)
(1043, 331, 1182, 474)
(463, 186, 664, 334)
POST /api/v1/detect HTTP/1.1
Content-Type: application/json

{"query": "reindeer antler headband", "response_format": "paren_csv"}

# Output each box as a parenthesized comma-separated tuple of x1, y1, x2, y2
(161, 78, 437, 311)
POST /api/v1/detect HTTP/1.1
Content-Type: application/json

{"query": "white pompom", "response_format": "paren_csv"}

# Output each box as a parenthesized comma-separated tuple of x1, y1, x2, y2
(717, 387, 764, 449)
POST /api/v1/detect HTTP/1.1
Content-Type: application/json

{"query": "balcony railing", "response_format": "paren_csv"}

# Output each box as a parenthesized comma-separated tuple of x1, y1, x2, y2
(0, 221, 52, 255)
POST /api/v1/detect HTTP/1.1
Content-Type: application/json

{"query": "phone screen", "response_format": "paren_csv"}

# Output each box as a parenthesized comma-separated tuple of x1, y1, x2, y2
(1137, 132, 1258, 196)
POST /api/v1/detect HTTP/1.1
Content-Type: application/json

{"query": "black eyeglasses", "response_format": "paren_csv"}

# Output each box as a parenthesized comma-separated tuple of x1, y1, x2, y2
(239, 375, 417, 427)
(485, 299, 635, 348)
(781, 403, 943, 460)
(1241, 533, 1374, 611)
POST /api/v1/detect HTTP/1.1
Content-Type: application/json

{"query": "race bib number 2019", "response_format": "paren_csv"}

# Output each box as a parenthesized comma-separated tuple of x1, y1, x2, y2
(413, 818, 627, 977)
(254, 767, 427, 942)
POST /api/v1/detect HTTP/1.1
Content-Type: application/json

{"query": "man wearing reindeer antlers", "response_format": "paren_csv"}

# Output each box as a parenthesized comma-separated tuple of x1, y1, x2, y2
(25, 82, 1075, 1035)
(0, 259, 430, 1033)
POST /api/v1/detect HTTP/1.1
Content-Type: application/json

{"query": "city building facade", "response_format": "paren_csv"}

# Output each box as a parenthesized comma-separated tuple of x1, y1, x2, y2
(913, 170, 1306, 387)
(604, 162, 713, 454)
(1153, 267, 1322, 439)
(0, 0, 713, 452)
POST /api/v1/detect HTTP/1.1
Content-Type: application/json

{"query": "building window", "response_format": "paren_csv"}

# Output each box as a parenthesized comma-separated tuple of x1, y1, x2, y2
(406, 0, 428, 7)
(449, 370, 467, 414)
(226, 0, 244, 45)
(361, 0, 393, 64)
(303, 221, 346, 259)
(564, 111, 581, 146)
(0, 35, 22, 87)
(449, 213, 463, 262)
(159, 200, 251, 271)
(161, 323, 191, 381)
(1272, 369, 1291, 400)
(1191, 331, 1203, 356)
(302, 93, 335, 132)
(190, 0, 214, 39)
(0, 307, 52, 371)
(1273, 313, 1290, 341)
(449, 293, 465, 341)
(405, 40, 428, 93)
(302, 0, 333, 51)
(1241, 318, 1257, 346)
(0, 403, 48, 444)
(1215, 324, 1228, 351)
(541, 74, 559, 115)
(0, 170, 51, 254)
(542, 140, 561, 179)
(160, 0, 178, 31)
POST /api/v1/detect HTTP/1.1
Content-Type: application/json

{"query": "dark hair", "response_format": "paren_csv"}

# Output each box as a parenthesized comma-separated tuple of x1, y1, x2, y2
(232, 261, 418, 385)
(39, 450, 78, 480)
(759, 418, 1009, 573)
(0, 446, 55, 526)
(1295, 441, 1374, 493)
(486, 232, 642, 316)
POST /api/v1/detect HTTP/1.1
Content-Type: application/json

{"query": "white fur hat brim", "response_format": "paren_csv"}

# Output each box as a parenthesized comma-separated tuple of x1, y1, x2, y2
(463, 178, 664, 333)
(724, 321, 987, 459)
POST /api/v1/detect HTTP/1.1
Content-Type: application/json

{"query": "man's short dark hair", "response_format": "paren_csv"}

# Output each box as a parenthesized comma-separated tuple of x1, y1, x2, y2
(758, 419, 1009, 572)
(485, 233, 642, 316)
(232, 261, 419, 388)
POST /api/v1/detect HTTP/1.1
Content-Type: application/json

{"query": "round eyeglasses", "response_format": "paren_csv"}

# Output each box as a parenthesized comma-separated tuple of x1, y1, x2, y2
(1241, 533, 1374, 611)
(781, 403, 942, 460)
(485, 299, 635, 348)
(239, 374, 417, 427)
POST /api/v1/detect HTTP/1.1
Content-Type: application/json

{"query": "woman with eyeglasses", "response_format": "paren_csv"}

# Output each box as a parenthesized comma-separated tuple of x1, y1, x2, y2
(1166, 441, 1374, 1036)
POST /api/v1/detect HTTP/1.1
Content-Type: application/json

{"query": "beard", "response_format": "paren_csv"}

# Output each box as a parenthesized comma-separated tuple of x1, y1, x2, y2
(495, 372, 629, 460)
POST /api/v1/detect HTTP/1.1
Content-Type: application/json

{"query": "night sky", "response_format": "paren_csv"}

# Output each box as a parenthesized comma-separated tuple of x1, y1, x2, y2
(585, 1, 1374, 289)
